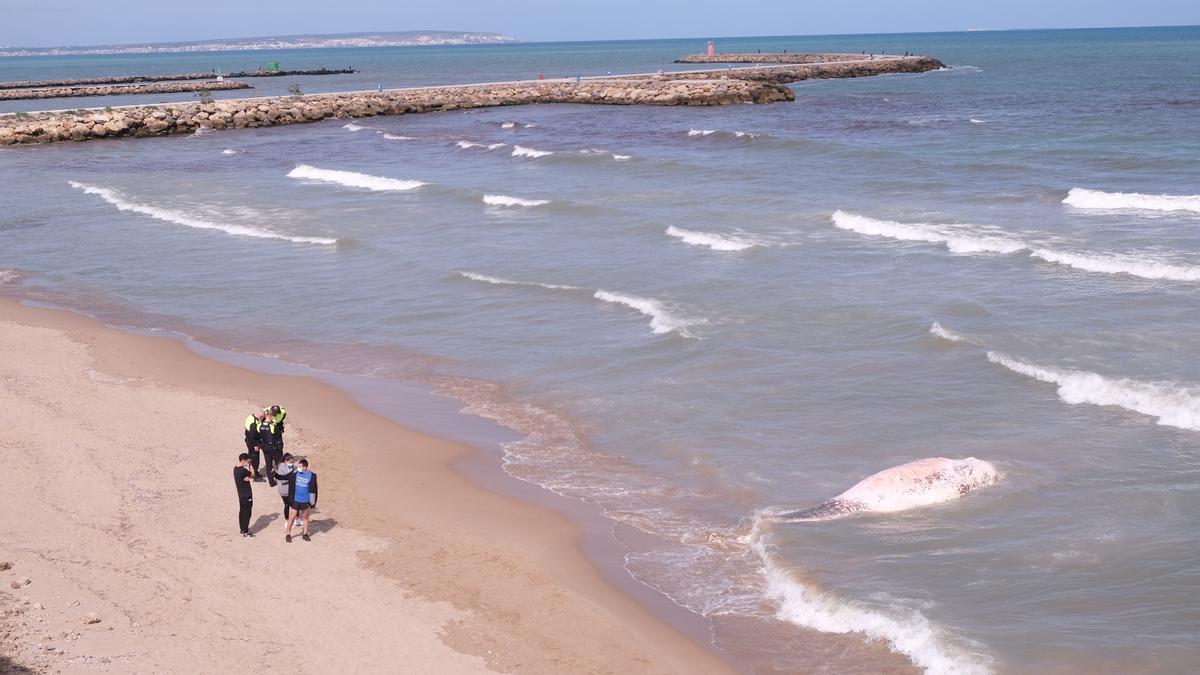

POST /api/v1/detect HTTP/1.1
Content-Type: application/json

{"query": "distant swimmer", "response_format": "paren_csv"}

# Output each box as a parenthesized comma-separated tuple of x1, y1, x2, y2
(234, 453, 256, 537)
(285, 458, 318, 543)
(765, 457, 998, 522)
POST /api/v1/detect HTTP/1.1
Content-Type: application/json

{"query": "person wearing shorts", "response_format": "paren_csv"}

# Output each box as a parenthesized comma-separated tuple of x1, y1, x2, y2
(285, 458, 317, 543)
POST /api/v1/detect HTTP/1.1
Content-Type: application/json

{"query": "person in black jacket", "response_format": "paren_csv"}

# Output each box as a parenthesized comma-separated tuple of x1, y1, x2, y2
(258, 414, 281, 486)
(234, 453, 255, 537)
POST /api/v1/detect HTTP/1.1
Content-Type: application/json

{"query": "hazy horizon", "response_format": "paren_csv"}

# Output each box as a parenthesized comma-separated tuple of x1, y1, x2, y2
(3, 0, 1197, 48)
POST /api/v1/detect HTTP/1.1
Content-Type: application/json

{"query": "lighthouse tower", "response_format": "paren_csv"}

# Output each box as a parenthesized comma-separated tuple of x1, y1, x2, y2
(707, 40, 715, 56)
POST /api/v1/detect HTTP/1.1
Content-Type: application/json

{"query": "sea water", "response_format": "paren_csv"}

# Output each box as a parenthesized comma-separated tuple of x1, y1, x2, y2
(2, 27, 1199, 673)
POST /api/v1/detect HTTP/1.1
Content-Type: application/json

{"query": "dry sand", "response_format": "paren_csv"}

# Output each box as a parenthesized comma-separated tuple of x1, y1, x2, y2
(0, 297, 732, 674)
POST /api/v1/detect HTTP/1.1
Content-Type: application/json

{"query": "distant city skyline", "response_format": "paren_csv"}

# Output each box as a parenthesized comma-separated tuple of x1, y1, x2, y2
(3, 0, 1197, 48)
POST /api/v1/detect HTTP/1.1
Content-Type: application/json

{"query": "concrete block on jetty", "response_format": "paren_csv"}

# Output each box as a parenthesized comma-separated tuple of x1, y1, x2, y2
(675, 52, 868, 64)
(0, 80, 251, 102)
(0, 77, 793, 146)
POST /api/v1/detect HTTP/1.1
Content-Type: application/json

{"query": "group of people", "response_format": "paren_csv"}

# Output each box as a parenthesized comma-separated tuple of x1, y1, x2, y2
(234, 404, 319, 543)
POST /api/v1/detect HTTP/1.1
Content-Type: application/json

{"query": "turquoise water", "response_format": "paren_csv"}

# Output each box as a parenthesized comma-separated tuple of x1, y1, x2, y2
(2, 27, 1200, 673)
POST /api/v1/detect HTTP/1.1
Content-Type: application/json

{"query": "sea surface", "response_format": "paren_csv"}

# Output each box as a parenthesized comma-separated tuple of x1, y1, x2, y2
(3, 27, 1200, 674)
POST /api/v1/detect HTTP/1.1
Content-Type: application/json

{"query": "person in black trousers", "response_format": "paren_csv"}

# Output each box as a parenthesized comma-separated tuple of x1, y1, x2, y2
(258, 414, 281, 486)
(244, 411, 264, 478)
(235, 453, 255, 537)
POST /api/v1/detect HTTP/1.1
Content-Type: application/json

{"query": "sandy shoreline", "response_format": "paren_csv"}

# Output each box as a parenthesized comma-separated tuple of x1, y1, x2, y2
(0, 296, 733, 674)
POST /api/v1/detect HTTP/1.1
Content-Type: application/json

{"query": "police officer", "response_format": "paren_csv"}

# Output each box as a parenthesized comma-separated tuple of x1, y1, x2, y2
(258, 412, 282, 486)
(243, 411, 264, 477)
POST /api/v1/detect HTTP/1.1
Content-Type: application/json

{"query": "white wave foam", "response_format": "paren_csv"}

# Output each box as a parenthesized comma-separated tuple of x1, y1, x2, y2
(382, 133, 414, 140)
(969, 118, 986, 124)
(750, 533, 991, 675)
(456, 140, 483, 149)
(987, 352, 1200, 431)
(221, 149, 240, 155)
(512, 145, 553, 158)
(487, 142, 508, 150)
(1063, 188, 1200, 213)
(734, 131, 758, 138)
(68, 181, 337, 246)
(287, 165, 425, 192)
(483, 194, 550, 208)
(342, 122, 365, 131)
(929, 322, 969, 343)
(1030, 249, 1200, 282)
(688, 129, 716, 136)
(831, 211, 1027, 255)
(523, 123, 536, 128)
(192, 126, 214, 136)
(613, 154, 633, 161)
(500, 121, 516, 129)
(456, 271, 581, 291)
(0, 269, 19, 284)
(665, 226, 755, 252)
(593, 290, 696, 338)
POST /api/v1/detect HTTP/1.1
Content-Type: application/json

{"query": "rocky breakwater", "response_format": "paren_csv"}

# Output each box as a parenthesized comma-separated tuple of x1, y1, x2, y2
(0, 77, 794, 145)
(675, 52, 867, 64)
(0, 80, 251, 102)
(653, 56, 945, 85)
(0, 68, 354, 90)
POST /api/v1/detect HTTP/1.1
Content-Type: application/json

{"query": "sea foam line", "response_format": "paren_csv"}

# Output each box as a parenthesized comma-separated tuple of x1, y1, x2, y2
(831, 211, 1026, 255)
(342, 122, 365, 132)
(483, 194, 550, 208)
(1063, 188, 1200, 213)
(665, 226, 756, 252)
(459, 272, 697, 337)
(929, 322, 970, 343)
(382, 133, 414, 140)
(512, 145, 554, 158)
(287, 165, 425, 192)
(69, 181, 337, 246)
(749, 531, 991, 675)
(1029, 249, 1200, 282)
(987, 352, 1200, 431)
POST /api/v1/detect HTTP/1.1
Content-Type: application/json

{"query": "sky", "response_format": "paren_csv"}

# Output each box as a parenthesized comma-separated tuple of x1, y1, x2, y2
(2, 0, 1197, 47)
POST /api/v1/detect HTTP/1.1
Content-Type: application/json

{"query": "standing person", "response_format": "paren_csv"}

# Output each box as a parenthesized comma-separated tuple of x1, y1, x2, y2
(285, 458, 317, 543)
(269, 405, 287, 451)
(258, 413, 280, 485)
(234, 453, 255, 537)
(274, 453, 296, 528)
(243, 411, 264, 478)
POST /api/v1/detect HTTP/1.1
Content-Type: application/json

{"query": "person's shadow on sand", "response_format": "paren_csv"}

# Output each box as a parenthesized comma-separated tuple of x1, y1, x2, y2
(250, 513, 279, 533)
(305, 518, 338, 535)
(1, 654, 37, 673)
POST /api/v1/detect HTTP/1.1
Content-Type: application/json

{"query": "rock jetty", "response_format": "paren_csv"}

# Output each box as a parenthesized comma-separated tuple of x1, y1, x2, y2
(0, 78, 794, 145)
(652, 56, 945, 85)
(0, 80, 251, 102)
(0, 68, 355, 90)
(675, 52, 867, 64)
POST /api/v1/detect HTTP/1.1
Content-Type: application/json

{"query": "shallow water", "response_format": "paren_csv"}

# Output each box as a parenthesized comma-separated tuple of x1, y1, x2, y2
(3, 26, 1200, 673)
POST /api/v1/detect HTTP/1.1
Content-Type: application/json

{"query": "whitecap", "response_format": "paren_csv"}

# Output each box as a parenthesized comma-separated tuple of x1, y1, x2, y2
(221, 149, 240, 155)
(382, 133, 414, 140)
(831, 211, 1027, 255)
(286, 164, 425, 192)
(929, 322, 969, 343)
(987, 352, 1200, 431)
(1030, 248, 1200, 282)
(593, 290, 696, 338)
(688, 129, 716, 136)
(1062, 188, 1200, 213)
(483, 194, 550, 208)
(456, 271, 581, 291)
(68, 181, 337, 246)
(342, 122, 365, 131)
(665, 226, 755, 251)
(486, 142, 508, 150)
(512, 145, 554, 158)
(969, 118, 987, 124)
(500, 121, 516, 129)
(456, 140, 483, 149)
(613, 154, 633, 161)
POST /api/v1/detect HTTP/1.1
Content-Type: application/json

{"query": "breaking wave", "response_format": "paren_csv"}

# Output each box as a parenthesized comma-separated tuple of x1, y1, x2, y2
(665, 226, 756, 251)
(342, 122, 365, 131)
(688, 129, 716, 136)
(750, 528, 992, 675)
(831, 211, 1026, 255)
(221, 149, 240, 155)
(1063, 188, 1200, 213)
(1029, 249, 1200, 282)
(512, 145, 554, 158)
(456, 271, 581, 291)
(500, 121, 516, 129)
(593, 290, 697, 338)
(287, 165, 425, 192)
(68, 181, 337, 246)
(987, 352, 1200, 431)
(456, 140, 483, 149)
(382, 133, 414, 140)
(929, 322, 969, 343)
(483, 194, 550, 208)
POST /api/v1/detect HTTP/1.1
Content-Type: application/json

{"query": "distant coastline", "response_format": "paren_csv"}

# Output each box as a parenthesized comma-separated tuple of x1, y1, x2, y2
(0, 30, 520, 57)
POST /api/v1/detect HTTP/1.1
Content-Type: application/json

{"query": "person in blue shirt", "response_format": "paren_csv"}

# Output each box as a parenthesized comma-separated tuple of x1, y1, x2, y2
(285, 458, 317, 543)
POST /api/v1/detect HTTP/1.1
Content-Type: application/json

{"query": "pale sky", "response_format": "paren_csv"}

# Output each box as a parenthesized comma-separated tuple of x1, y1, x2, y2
(2, 0, 1197, 47)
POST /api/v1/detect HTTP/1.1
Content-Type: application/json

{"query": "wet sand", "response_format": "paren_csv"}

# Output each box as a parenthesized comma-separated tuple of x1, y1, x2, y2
(0, 296, 733, 674)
